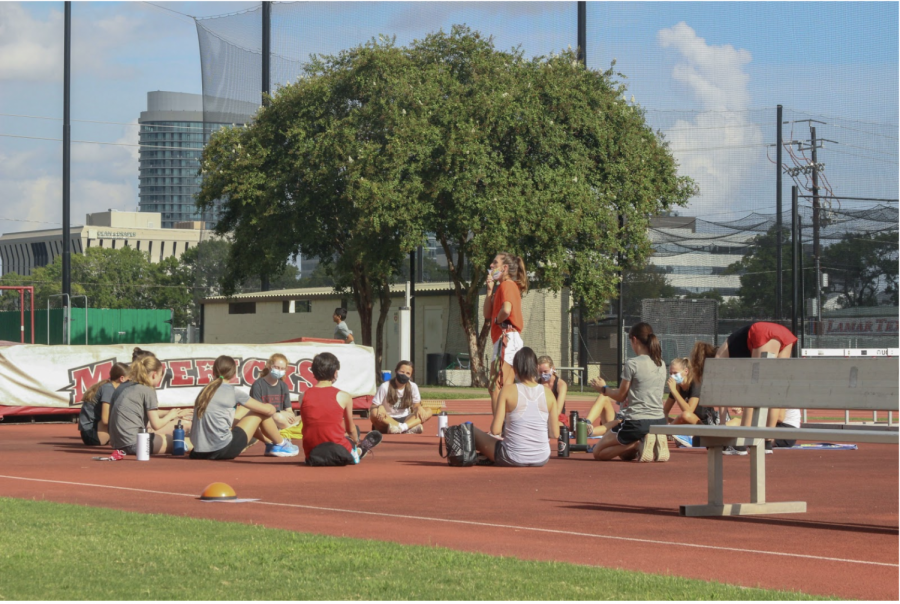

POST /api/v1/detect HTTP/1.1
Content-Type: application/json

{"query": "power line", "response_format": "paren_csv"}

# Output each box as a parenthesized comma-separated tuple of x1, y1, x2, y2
(0, 133, 206, 152)
(0, 113, 211, 131)
(142, 2, 196, 20)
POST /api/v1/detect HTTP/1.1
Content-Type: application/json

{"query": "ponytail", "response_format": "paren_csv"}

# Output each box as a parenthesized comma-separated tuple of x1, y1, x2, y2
(81, 363, 129, 404)
(129, 355, 163, 387)
(689, 342, 718, 384)
(132, 347, 155, 362)
(497, 251, 528, 294)
(194, 355, 236, 420)
(630, 322, 662, 367)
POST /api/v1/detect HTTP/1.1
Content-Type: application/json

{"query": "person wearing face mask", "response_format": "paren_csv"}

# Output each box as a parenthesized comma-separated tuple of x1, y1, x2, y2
(661, 357, 709, 448)
(370, 361, 431, 434)
(250, 353, 300, 455)
(484, 252, 528, 417)
(536, 355, 570, 428)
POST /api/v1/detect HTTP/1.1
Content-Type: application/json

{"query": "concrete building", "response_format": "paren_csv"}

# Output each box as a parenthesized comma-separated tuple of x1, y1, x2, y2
(201, 283, 575, 379)
(0, 211, 209, 276)
(138, 91, 254, 229)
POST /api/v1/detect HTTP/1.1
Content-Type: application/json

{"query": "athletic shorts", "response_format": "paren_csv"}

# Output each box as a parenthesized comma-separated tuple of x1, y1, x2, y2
(121, 433, 157, 456)
(613, 418, 667, 446)
(491, 330, 524, 366)
(773, 420, 798, 448)
(493, 440, 549, 467)
(190, 428, 249, 460)
(80, 429, 101, 447)
(747, 322, 797, 353)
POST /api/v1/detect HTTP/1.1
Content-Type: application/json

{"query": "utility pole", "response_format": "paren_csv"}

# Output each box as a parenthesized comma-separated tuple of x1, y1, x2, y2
(577, 1, 586, 64)
(259, 1, 272, 292)
(775, 105, 783, 320)
(809, 125, 823, 346)
(62, 1, 72, 345)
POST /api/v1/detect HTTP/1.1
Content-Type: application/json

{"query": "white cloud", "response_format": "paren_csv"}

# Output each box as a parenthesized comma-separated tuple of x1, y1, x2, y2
(0, 2, 147, 82)
(657, 22, 765, 214)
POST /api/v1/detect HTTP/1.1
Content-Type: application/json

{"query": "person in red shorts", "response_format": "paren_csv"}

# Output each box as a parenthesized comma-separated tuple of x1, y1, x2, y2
(715, 322, 798, 452)
(300, 352, 381, 465)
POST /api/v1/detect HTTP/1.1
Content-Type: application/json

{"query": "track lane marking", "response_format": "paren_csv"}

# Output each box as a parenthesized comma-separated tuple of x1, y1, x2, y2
(1, 474, 897, 569)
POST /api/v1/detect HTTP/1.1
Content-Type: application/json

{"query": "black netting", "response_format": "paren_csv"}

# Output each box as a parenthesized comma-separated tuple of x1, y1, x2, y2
(191, 1, 898, 363)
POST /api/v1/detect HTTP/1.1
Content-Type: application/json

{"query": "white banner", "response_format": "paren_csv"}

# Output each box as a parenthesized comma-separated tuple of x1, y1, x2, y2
(0, 343, 376, 409)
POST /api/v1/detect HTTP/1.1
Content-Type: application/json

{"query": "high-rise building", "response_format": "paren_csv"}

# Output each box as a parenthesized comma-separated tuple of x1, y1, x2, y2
(138, 91, 253, 229)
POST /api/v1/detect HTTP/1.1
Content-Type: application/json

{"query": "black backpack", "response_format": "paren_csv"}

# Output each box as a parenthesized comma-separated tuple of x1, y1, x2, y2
(439, 422, 477, 467)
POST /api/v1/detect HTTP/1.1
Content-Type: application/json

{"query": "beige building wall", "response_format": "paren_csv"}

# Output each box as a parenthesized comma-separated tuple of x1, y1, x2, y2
(0, 211, 208, 276)
(202, 285, 574, 379)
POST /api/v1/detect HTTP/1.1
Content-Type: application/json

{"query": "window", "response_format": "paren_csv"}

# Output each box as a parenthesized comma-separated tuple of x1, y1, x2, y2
(31, 242, 49, 268)
(229, 302, 256, 315)
(283, 300, 312, 313)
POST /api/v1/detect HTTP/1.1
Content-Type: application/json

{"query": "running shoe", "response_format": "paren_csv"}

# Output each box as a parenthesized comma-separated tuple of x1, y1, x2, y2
(358, 430, 383, 460)
(723, 446, 748, 456)
(638, 434, 657, 462)
(673, 435, 693, 448)
(268, 438, 300, 457)
(406, 425, 424, 434)
(653, 433, 670, 462)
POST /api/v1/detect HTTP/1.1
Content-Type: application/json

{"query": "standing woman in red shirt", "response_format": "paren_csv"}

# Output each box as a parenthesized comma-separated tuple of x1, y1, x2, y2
(484, 252, 527, 416)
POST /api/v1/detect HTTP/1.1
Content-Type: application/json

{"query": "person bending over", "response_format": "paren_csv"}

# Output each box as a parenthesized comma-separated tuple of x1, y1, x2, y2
(471, 347, 559, 467)
(301, 352, 381, 465)
(589, 322, 668, 462)
(370, 361, 431, 434)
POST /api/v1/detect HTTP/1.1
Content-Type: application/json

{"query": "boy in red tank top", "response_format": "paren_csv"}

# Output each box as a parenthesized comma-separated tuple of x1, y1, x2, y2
(300, 353, 382, 465)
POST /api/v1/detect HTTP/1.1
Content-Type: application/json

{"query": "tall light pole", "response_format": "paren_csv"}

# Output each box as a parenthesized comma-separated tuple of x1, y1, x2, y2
(62, 1, 72, 344)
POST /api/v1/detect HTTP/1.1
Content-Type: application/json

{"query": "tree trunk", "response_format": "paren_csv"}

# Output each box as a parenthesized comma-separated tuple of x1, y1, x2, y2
(374, 280, 392, 383)
(352, 264, 374, 347)
(439, 234, 492, 387)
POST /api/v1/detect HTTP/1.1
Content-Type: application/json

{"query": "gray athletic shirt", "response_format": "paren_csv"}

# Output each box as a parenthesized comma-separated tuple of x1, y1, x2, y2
(190, 384, 251, 453)
(334, 321, 353, 343)
(108, 384, 158, 449)
(620, 355, 667, 420)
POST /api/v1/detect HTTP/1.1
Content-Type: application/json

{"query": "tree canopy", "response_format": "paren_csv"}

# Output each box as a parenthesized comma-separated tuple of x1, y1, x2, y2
(198, 26, 695, 382)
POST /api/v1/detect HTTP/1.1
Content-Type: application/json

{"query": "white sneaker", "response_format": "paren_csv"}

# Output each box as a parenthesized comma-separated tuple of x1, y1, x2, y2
(407, 425, 424, 434)
(388, 424, 402, 434)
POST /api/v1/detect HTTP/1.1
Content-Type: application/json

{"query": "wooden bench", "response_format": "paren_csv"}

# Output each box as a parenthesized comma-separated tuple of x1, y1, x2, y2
(650, 357, 898, 517)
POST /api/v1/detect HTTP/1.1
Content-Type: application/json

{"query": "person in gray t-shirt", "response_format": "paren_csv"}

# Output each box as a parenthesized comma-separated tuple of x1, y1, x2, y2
(189, 355, 299, 460)
(108, 356, 188, 456)
(588, 322, 669, 462)
(332, 307, 354, 343)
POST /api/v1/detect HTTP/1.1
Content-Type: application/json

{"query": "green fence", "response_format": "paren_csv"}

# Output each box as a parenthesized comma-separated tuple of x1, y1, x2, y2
(0, 309, 172, 345)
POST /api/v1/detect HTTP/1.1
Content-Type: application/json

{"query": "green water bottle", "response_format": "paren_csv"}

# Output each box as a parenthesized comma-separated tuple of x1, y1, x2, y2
(576, 419, 588, 446)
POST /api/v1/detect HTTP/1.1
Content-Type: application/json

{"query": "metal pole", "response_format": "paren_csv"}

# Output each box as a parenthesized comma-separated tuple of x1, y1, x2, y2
(19, 289, 24, 344)
(798, 215, 806, 353)
(62, 1, 72, 345)
(775, 105, 783, 321)
(29, 287, 35, 343)
(810, 126, 822, 346)
(617, 215, 624, 382)
(577, 1, 586, 65)
(791, 185, 799, 352)
(409, 249, 416, 366)
(259, 2, 271, 292)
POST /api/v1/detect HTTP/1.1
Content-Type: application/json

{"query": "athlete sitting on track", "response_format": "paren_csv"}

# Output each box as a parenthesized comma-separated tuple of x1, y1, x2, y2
(370, 360, 431, 434)
(470, 347, 559, 467)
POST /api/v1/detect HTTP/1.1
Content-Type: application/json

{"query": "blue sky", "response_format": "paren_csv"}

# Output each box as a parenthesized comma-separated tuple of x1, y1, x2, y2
(0, 1, 897, 243)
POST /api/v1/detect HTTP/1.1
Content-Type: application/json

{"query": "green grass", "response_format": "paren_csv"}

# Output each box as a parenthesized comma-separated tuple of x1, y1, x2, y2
(0, 497, 826, 600)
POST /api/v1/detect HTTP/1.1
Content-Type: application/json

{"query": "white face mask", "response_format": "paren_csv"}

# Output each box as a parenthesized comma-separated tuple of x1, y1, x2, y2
(540, 372, 553, 382)
(490, 267, 504, 281)
(270, 368, 286, 380)
(671, 372, 684, 385)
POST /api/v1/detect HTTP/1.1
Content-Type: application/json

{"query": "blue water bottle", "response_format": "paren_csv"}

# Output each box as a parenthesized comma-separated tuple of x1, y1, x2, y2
(172, 420, 185, 456)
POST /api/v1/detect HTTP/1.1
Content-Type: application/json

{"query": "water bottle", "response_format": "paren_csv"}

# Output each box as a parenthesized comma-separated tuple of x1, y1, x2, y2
(437, 411, 448, 437)
(558, 426, 570, 457)
(576, 419, 589, 446)
(136, 427, 150, 461)
(172, 420, 185, 456)
(569, 410, 579, 433)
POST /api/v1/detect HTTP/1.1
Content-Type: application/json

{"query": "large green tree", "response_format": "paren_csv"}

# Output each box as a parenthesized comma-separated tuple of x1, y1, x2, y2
(820, 231, 898, 307)
(198, 36, 429, 374)
(197, 27, 694, 384)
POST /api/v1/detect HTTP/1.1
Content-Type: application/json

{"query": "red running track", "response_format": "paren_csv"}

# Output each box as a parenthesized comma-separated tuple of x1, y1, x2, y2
(0, 418, 896, 600)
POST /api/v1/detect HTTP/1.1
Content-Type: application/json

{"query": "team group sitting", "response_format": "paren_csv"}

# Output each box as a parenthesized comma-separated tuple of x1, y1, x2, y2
(77, 252, 802, 466)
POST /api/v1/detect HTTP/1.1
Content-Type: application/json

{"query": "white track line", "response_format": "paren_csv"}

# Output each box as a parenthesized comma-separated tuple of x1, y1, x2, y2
(1, 474, 897, 569)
